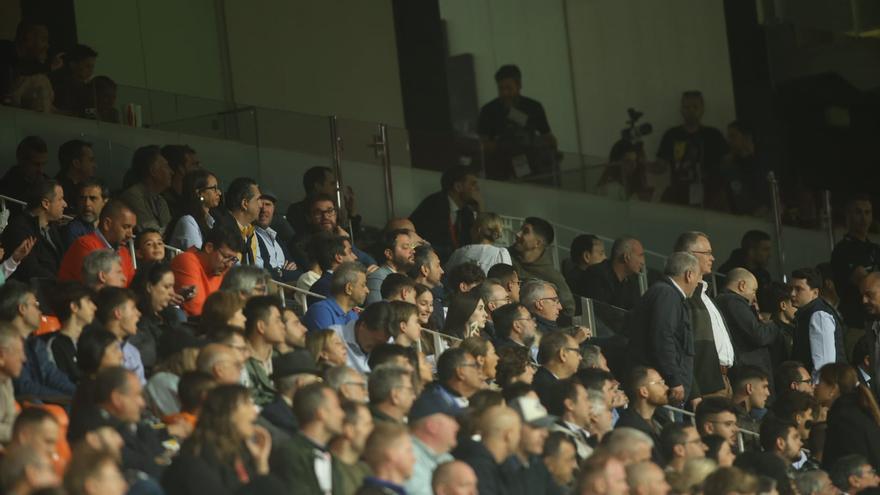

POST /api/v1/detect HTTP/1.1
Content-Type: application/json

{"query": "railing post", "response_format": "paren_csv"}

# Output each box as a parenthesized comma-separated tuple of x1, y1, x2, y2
(329, 115, 354, 241)
(583, 297, 597, 337)
(768, 171, 787, 281)
(638, 269, 648, 296)
(374, 123, 395, 220)
(823, 190, 835, 255)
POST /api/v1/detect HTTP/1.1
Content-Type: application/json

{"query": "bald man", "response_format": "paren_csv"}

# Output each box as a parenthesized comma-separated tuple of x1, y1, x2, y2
(715, 267, 783, 383)
(626, 461, 671, 495)
(432, 460, 478, 495)
(196, 344, 242, 385)
(861, 272, 880, 399)
(452, 405, 521, 495)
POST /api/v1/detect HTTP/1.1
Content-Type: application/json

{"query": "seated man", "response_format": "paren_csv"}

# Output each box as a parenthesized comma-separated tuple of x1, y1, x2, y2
(1, 178, 64, 281)
(405, 387, 462, 495)
(488, 263, 521, 303)
(62, 178, 108, 248)
(303, 262, 368, 333)
(368, 364, 415, 425)
(432, 461, 478, 495)
(170, 227, 242, 316)
(660, 423, 707, 473)
(380, 273, 417, 304)
(446, 262, 485, 295)
(55, 140, 96, 215)
(254, 190, 300, 282)
(695, 397, 740, 449)
(579, 236, 644, 310)
(261, 350, 321, 437)
(82, 250, 128, 290)
(288, 193, 375, 269)
(829, 454, 880, 494)
(330, 302, 393, 374)
(211, 177, 262, 266)
(759, 416, 803, 471)
(46, 281, 95, 384)
(94, 287, 145, 384)
(509, 217, 575, 315)
(615, 366, 668, 464)
(0, 136, 50, 203)
(58, 199, 136, 286)
(492, 303, 538, 362)
(286, 166, 360, 239)
(243, 296, 285, 406)
(451, 405, 521, 495)
(119, 145, 173, 231)
(429, 348, 485, 409)
(366, 229, 415, 305)
(730, 365, 770, 452)
(160, 144, 200, 219)
(533, 332, 581, 407)
(357, 423, 416, 494)
(307, 233, 357, 306)
(546, 378, 593, 462)
(0, 327, 24, 442)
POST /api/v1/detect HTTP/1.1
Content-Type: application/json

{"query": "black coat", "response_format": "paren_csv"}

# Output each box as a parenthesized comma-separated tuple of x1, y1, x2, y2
(409, 190, 475, 263)
(715, 289, 782, 382)
(614, 408, 665, 465)
(821, 391, 880, 470)
(162, 443, 280, 495)
(532, 367, 559, 408)
(260, 396, 297, 436)
(625, 278, 695, 398)
(452, 437, 509, 495)
(0, 210, 63, 281)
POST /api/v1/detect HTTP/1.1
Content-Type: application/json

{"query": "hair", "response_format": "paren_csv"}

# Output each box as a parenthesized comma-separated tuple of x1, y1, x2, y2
(672, 231, 708, 253)
(224, 177, 258, 212)
(76, 327, 119, 375)
(91, 75, 116, 95)
(409, 244, 437, 279)
(306, 329, 338, 367)
(380, 273, 417, 300)
(93, 287, 137, 326)
(830, 454, 872, 491)
(495, 346, 532, 389)
(695, 397, 739, 433)
(0, 280, 34, 323)
(94, 366, 132, 404)
(302, 166, 332, 195)
(177, 371, 216, 413)
(82, 249, 121, 287)
(129, 261, 173, 314)
(57, 139, 92, 176)
(791, 267, 822, 291)
(363, 422, 409, 469)
(77, 177, 110, 201)
(358, 301, 393, 335)
(367, 343, 412, 370)
(760, 283, 789, 316)
(602, 427, 654, 456)
(741, 230, 771, 250)
(545, 377, 583, 417)
(168, 169, 216, 242)
(772, 390, 816, 421)
(63, 446, 119, 495)
(243, 295, 281, 338)
(820, 363, 880, 426)
(25, 178, 59, 211)
(437, 347, 470, 384)
(774, 361, 807, 391)
(472, 212, 503, 243)
(664, 251, 699, 277)
(440, 166, 478, 193)
(460, 336, 492, 361)
(127, 145, 163, 186)
(795, 471, 832, 495)
(501, 381, 533, 405)
(543, 430, 576, 458)
(325, 365, 357, 391)
(387, 301, 418, 338)
(759, 415, 797, 452)
(307, 192, 337, 213)
(478, 279, 506, 307)
(314, 235, 348, 271)
(368, 364, 411, 405)
(15, 136, 47, 162)
(381, 228, 410, 256)
(203, 226, 242, 253)
(293, 382, 333, 425)
(442, 291, 482, 338)
(610, 236, 640, 263)
(11, 407, 57, 440)
(161, 144, 196, 172)
(199, 291, 245, 336)
(537, 331, 571, 365)
(577, 368, 615, 395)
(219, 266, 270, 296)
(330, 262, 367, 297)
(524, 217, 555, 245)
(731, 365, 769, 393)
(581, 344, 604, 368)
(446, 262, 485, 294)
(623, 365, 651, 400)
(48, 281, 93, 323)
(458, 390, 505, 437)
(659, 423, 691, 460)
(1, 445, 50, 493)
(703, 467, 757, 495)
(98, 198, 132, 224)
(134, 227, 162, 250)
(65, 44, 98, 63)
(492, 303, 525, 341)
(185, 384, 251, 463)
(494, 64, 522, 84)
(571, 234, 602, 263)
(520, 280, 553, 308)
(487, 263, 517, 286)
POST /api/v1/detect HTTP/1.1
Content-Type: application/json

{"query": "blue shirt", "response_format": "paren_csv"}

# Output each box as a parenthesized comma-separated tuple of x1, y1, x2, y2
(62, 217, 95, 248)
(303, 297, 359, 333)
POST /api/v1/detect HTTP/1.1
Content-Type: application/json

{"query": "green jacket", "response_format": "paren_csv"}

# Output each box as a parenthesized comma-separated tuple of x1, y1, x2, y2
(246, 356, 276, 407)
(510, 247, 576, 315)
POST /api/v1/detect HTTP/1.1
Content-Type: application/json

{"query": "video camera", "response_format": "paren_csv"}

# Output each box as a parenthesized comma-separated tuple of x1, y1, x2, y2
(620, 108, 652, 144)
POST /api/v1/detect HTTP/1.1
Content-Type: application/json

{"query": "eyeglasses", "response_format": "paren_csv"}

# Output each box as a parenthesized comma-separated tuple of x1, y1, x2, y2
(313, 208, 337, 218)
(690, 250, 713, 256)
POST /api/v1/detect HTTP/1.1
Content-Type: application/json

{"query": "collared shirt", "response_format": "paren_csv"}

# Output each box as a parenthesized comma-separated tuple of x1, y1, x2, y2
(699, 281, 735, 367)
(668, 277, 688, 299)
(121, 340, 145, 385)
(255, 225, 285, 270)
(168, 214, 214, 250)
(406, 435, 453, 495)
(302, 298, 359, 333)
(235, 219, 258, 265)
(300, 434, 333, 495)
(809, 310, 838, 375)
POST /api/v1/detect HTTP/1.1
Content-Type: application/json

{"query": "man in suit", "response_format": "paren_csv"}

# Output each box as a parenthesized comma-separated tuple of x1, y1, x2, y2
(409, 166, 481, 263)
(533, 331, 581, 407)
(626, 251, 701, 404)
(1, 179, 60, 281)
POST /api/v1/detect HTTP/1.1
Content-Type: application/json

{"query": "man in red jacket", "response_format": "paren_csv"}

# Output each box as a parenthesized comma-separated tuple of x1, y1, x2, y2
(58, 200, 136, 285)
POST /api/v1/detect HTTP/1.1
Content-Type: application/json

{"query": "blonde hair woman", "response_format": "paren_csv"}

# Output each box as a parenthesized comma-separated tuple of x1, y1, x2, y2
(445, 212, 512, 275)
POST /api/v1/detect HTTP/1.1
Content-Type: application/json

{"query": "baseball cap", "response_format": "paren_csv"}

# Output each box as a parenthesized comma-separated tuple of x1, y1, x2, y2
(510, 395, 557, 428)
(409, 387, 464, 423)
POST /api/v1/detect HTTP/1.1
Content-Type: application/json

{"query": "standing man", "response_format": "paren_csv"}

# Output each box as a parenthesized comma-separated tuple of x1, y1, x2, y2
(832, 195, 880, 330)
(861, 272, 880, 399)
(718, 230, 774, 292)
(410, 166, 481, 263)
(790, 267, 845, 376)
(579, 235, 645, 310)
(510, 218, 575, 315)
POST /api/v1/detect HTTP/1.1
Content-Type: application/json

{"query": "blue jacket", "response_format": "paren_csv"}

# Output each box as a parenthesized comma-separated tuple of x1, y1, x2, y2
(14, 334, 76, 399)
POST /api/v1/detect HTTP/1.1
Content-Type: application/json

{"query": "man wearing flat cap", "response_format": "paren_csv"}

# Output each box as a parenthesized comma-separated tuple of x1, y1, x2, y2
(255, 190, 300, 282)
(260, 349, 322, 438)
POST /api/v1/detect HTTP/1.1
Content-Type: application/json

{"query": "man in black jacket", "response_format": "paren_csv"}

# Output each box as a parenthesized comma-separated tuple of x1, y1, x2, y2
(626, 252, 701, 404)
(260, 350, 321, 439)
(1, 179, 64, 281)
(578, 236, 644, 311)
(717, 230, 773, 292)
(716, 268, 782, 383)
(452, 404, 521, 495)
(409, 166, 480, 263)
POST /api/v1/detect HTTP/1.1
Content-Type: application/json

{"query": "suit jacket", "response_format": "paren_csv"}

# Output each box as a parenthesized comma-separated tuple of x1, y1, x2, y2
(162, 443, 265, 495)
(270, 431, 340, 495)
(261, 396, 297, 435)
(0, 210, 63, 280)
(532, 367, 559, 408)
(625, 277, 695, 398)
(409, 190, 475, 263)
(715, 289, 781, 381)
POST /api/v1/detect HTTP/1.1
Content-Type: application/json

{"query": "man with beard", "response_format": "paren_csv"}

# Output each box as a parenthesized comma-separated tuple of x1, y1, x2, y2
(510, 218, 575, 315)
(365, 229, 415, 305)
(615, 366, 669, 464)
(253, 191, 299, 282)
(289, 193, 376, 269)
(62, 178, 108, 248)
(493, 303, 538, 362)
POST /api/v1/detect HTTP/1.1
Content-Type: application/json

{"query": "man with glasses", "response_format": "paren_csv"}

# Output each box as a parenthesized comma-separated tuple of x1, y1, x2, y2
(366, 229, 415, 305)
(533, 332, 581, 407)
(674, 231, 736, 402)
(659, 424, 707, 473)
(433, 348, 484, 408)
(493, 303, 539, 362)
(368, 364, 416, 425)
(616, 366, 669, 464)
(326, 365, 368, 404)
(694, 397, 740, 449)
(171, 227, 242, 316)
(289, 193, 376, 270)
(478, 279, 512, 341)
(830, 454, 880, 494)
(775, 361, 815, 395)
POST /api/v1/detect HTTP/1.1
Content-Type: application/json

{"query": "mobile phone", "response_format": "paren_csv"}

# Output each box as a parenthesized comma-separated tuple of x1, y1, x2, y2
(179, 286, 196, 301)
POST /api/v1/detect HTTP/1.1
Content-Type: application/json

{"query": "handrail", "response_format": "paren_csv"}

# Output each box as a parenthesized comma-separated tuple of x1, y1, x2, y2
(0, 195, 75, 222)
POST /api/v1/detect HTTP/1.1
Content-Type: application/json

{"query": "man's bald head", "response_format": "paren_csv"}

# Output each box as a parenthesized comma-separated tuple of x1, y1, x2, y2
(862, 272, 880, 317)
(432, 460, 478, 495)
(726, 267, 758, 303)
(481, 405, 520, 438)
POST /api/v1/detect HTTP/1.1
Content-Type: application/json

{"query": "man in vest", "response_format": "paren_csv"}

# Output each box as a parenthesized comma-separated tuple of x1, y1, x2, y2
(790, 267, 844, 377)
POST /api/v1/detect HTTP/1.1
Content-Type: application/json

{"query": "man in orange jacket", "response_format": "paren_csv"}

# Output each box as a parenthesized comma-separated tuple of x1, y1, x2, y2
(171, 226, 242, 316)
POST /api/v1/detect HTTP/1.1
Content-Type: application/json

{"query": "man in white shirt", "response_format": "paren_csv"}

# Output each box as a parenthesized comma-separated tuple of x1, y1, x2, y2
(790, 267, 844, 376)
(254, 191, 298, 282)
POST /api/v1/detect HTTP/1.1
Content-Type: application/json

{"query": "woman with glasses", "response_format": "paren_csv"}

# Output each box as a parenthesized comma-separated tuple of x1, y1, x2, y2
(817, 363, 880, 470)
(445, 212, 512, 275)
(442, 291, 489, 339)
(165, 169, 221, 250)
(161, 385, 275, 495)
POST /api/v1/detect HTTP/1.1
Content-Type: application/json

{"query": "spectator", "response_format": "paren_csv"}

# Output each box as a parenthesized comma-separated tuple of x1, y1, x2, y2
(289, 193, 375, 270)
(387, 301, 421, 348)
(731, 366, 770, 451)
(198, 291, 245, 335)
(655, 90, 728, 206)
(443, 291, 488, 340)
(94, 287, 144, 383)
(674, 231, 736, 400)
(861, 272, 880, 398)
(790, 267, 845, 375)
(170, 227, 241, 316)
(488, 263, 522, 303)
(447, 262, 486, 296)
(495, 346, 536, 389)
(260, 349, 321, 436)
(695, 397, 740, 448)
(306, 329, 349, 371)
(410, 245, 445, 328)
(286, 166, 357, 238)
(134, 228, 165, 263)
(165, 169, 220, 250)
(380, 274, 417, 304)
(61, 178, 108, 248)
(431, 460, 478, 495)
(0, 327, 24, 442)
(195, 342, 243, 386)
(660, 423, 707, 473)
(0, 136, 50, 201)
(716, 268, 782, 381)
(433, 348, 484, 408)
(818, 262, 841, 310)
(542, 432, 577, 491)
(410, 166, 480, 263)
(242, 296, 284, 406)
(161, 384, 273, 495)
(119, 145, 173, 231)
(818, 363, 880, 469)
(0, 444, 59, 495)
(578, 236, 644, 311)
(332, 301, 392, 374)
(91, 76, 119, 123)
(405, 387, 461, 495)
(55, 140, 96, 214)
(775, 360, 815, 395)
(760, 416, 803, 471)
(160, 145, 200, 219)
(145, 337, 206, 420)
(717, 230, 774, 291)
(368, 364, 415, 425)
(270, 382, 345, 492)
(67, 328, 124, 440)
(626, 461, 671, 495)
(50, 44, 97, 116)
(582, 344, 610, 371)
(80, 250, 126, 290)
(520, 280, 563, 334)
(831, 194, 880, 328)
(546, 377, 593, 461)
(829, 454, 879, 494)
(452, 405, 521, 495)
(493, 303, 538, 358)
(212, 177, 262, 266)
(563, 234, 605, 295)
(414, 284, 437, 334)
(718, 121, 771, 215)
(355, 422, 415, 495)
(1, 179, 63, 281)
(615, 366, 669, 464)
(278, 306, 308, 353)
(533, 332, 581, 404)
(304, 233, 355, 305)
(58, 199, 136, 285)
(794, 470, 837, 495)
(446, 212, 512, 276)
(219, 265, 270, 301)
(303, 261, 367, 333)
(478, 64, 556, 181)
(46, 281, 95, 383)
(502, 394, 559, 495)
(329, 400, 373, 495)
(772, 390, 819, 470)
(366, 229, 415, 305)
(601, 427, 654, 464)
(626, 254, 700, 403)
(129, 261, 181, 374)
(510, 218, 575, 314)
(759, 282, 798, 365)
(574, 452, 629, 495)
(63, 446, 127, 495)
(326, 365, 368, 404)
(254, 191, 299, 282)
(460, 336, 498, 385)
